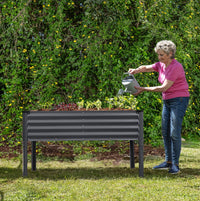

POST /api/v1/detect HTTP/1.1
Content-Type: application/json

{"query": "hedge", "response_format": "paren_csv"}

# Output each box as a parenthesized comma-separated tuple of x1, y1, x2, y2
(0, 0, 199, 148)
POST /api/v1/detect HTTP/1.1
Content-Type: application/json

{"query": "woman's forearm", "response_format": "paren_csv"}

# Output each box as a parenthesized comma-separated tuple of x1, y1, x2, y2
(140, 80, 174, 93)
(140, 65, 153, 72)
(129, 65, 154, 74)
(142, 86, 164, 92)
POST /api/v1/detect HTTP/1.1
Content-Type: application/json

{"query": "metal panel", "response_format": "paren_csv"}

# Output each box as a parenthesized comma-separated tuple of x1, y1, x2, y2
(26, 110, 140, 140)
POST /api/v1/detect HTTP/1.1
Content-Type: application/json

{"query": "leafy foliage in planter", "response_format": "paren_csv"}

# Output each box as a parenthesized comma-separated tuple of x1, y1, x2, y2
(0, 0, 199, 148)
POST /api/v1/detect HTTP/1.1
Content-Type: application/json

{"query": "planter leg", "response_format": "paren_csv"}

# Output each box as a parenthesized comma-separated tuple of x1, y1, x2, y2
(32, 141, 36, 171)
(130, 140, 135, 168)
(23, 139, 28, 177)
(139, 112, 144, 177)
(23, 112, 28, 177)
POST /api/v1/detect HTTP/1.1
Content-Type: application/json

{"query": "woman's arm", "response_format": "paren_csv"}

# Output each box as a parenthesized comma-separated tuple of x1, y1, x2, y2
(128, 65, 154, 74)
(133, 79, 174, 95)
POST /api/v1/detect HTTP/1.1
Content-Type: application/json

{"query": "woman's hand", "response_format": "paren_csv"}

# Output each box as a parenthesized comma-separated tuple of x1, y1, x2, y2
(132, 86, 145, 96)
(128, 69, 136, 74)
(128, 68, 139, 74)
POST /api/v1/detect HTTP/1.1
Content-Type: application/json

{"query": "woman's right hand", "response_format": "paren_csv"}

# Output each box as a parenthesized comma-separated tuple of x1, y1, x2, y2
(128, 68, 137, 74)
(128, 67, 142, 74)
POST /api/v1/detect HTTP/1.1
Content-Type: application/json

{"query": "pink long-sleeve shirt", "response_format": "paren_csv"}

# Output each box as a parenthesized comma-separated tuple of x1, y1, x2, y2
(152, 59, 190, 100)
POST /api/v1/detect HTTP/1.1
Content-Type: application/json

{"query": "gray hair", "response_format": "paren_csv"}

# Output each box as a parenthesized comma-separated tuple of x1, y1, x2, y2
(154, 40, 176, 59)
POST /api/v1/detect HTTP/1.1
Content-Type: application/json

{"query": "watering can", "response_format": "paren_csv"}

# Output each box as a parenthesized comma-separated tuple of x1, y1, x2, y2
(117, 73, 140, 95)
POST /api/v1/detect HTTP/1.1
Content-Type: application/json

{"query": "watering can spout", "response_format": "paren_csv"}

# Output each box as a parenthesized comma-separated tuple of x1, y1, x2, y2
(117, 89, 124, 96)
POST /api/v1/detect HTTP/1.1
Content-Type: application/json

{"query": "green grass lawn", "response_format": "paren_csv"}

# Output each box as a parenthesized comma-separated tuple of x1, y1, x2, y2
(0, 141, 200, 201)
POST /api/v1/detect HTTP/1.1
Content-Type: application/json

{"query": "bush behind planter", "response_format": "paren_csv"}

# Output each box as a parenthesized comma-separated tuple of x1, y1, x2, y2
(0, 0, 199, 148)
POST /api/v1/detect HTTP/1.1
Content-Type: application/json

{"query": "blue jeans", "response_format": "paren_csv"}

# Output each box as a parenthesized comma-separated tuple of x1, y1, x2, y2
(162, 97, 189, 165)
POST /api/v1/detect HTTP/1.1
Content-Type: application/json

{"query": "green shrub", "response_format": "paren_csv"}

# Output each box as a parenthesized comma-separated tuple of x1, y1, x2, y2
(0, 0, 199, 147)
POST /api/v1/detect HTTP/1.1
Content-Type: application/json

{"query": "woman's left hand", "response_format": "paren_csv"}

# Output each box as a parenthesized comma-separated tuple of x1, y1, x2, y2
(132, 86, 145, 96)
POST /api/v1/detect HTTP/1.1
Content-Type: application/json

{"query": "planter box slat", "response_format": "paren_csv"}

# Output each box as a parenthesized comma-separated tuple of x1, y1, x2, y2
(28, 125, 139, 131)
(28, 119, 139, 124)
(28, 136, 139, 141)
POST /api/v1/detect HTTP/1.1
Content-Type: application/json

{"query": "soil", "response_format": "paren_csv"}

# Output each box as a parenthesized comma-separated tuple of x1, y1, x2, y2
(0, 141, 165, 162)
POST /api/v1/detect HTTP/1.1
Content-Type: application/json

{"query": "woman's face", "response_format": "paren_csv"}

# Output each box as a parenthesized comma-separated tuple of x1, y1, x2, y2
(157, 50, 172, 65)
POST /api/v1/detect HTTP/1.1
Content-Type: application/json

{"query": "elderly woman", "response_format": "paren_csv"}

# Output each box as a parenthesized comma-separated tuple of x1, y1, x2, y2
(128, 40, 190, 174)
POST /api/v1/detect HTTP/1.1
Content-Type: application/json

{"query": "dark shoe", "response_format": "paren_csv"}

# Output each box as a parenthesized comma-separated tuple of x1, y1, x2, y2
(153, 161, 172, 170)
(168, 164, 180, 174)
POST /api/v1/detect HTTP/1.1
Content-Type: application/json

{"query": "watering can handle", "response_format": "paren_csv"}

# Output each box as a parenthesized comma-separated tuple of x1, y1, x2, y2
(121, 72, 134, 80)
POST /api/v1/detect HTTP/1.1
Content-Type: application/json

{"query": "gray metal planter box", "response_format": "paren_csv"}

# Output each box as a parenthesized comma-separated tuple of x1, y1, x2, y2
(22, 110, 144, 177)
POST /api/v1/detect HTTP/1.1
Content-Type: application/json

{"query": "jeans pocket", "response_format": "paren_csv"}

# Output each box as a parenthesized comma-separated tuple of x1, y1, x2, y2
(180, 97, 189, 108)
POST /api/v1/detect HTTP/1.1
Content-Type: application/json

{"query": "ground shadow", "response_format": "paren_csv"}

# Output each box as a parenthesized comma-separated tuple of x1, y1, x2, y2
(0, 166, 199, 181)
(0, 166, 140, 180)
